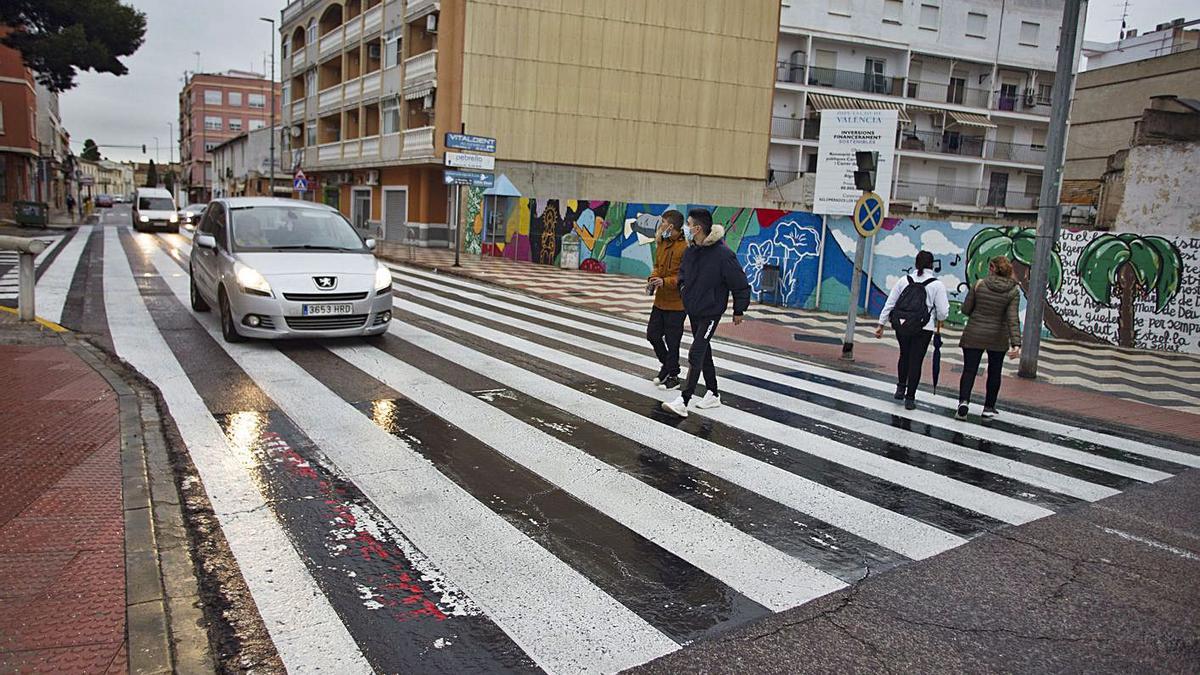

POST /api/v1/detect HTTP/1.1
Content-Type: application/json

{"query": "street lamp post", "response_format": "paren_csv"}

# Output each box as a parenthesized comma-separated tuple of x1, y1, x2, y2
(260, 17, 276, 199)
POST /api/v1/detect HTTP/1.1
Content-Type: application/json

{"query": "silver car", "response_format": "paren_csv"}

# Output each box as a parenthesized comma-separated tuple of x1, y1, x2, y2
(188, 197, 394, 342)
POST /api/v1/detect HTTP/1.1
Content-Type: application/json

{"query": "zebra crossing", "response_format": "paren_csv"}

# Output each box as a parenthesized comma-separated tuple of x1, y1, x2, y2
(41, 224, 1200, 672)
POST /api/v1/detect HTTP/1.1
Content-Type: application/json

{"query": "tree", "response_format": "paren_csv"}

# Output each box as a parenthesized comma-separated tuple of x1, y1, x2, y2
(0, 0, 147, 93)
(146, 160, 158, 187)
(81, 138, 101, 161)
(164, 170, 176, 195)
(1077, 233, 1183, 348)
(965, 225, 1103, 344)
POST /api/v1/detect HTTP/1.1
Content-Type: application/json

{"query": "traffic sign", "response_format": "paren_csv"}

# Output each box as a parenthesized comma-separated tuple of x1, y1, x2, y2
(294, 176, 309, 192)
(444, 151, 496, 171)
(445, 133, 496, 154)
(444, 169, 495, 188)
(852, 191, 885, 238)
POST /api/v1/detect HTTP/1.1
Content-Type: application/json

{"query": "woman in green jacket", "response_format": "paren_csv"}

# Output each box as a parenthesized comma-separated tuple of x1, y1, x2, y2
(956, 255, 1022, 419)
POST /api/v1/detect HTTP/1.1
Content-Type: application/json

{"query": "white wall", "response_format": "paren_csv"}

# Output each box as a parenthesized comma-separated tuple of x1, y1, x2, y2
(1115, 142, 1200, 234)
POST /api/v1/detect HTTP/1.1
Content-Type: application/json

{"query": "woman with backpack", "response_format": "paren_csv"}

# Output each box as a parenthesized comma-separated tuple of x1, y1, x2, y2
(955, 255, 1021, 420)
(874, 250, 950, 410)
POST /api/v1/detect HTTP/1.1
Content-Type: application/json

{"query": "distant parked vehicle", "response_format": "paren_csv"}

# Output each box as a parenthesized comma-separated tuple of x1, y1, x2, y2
(95, 194, 114, 208)
(132, 187, 179, 232)
(179, 203, 207, 231)
(112, 194, 127, 204)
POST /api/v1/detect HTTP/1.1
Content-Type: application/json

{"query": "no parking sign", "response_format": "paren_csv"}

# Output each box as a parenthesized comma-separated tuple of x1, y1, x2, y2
(852, 192, 885, 238)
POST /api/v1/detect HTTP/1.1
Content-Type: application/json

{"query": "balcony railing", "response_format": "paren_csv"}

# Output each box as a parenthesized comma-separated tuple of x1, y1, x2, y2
(360, 135, 380, 157)
(895, 180, 982, 206)
(319, 26, 344, 57)
(343, 77, 362, 101)
(362, 70, 381, 97)
(404, 50, 438, 92)
(318, 84, 342, 111)
(343, 139, 362, 159)
(984, 140, 1046, 165)
(995, 93, 1053, 113)
(282, 0, 318, 23)
(899, 129, 985, 158)
(808, 66, 902, 96)
(906, 80, 989, 108)
(345, 18, 362, 42)
(400, 126, 435, 159)
(767, 167, 802, 185)
(291, 47, 307, 70)
(995, 192, 1040, 210)
(406, 0, 440, 22)
(775, 60, 805, 84)
(318, 142, 341, 162)
(770, 116, 803, 139)
(290, 99, 306, 119)
(364, 5, 383, 35)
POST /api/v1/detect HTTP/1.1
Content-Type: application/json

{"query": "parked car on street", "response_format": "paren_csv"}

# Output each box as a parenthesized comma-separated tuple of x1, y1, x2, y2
(132, 187, 178, 232)
(179, 203, 207, 231)
(188, 197, 393, 342)
(95, 194, 114, 208)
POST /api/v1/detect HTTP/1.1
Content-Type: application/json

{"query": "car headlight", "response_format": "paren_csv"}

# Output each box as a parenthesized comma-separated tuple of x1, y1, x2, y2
(139, 215, 149, 223)
(375, 264, 393, 292)
(235, 262, 273, 297)
(169, 214, 179, 223)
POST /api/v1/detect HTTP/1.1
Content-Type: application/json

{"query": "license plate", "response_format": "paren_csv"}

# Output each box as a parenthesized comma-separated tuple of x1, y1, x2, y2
(302, 303, 353, 316)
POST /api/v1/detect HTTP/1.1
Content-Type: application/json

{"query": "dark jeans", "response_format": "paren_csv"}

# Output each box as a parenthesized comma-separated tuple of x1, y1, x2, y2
(896, 329, 934, 399)
(646, 306, 686, 377)
(959, 348, 1006, 409)
(681, 315, 721, 403)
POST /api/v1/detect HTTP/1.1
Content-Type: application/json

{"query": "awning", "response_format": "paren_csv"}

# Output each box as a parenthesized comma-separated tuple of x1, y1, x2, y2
(403, 85, 435, 101)
(809, 93, 912, 124)
(947, 111, 996, 128)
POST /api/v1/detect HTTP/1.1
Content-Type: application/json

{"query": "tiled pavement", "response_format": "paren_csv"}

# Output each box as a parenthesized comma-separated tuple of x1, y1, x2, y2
(386, 247, 1200, 432)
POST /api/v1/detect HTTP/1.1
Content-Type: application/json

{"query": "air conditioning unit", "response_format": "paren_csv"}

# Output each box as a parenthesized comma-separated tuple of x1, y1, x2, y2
(421, 93, 435, 111)
(1022, 89, 1037, 107)
(365, 170, 379, 186)
(426, 14, 438, 33)
(367, 43, 381, 59)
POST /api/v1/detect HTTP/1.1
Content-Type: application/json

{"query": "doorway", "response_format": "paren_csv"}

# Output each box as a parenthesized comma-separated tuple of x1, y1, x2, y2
(351, 187, 372, 233)
(382, 187, 408, 242)
(988, 172, 1009, 207)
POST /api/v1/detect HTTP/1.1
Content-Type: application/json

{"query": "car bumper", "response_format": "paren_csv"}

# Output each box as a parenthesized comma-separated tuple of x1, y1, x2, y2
(228, 288, 394, 339)
(137, 220, 178, 231)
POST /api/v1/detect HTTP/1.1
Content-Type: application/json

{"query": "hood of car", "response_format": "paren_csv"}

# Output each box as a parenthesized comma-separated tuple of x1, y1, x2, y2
(139, 210, 176, 219)
(235, 251, 378, 278)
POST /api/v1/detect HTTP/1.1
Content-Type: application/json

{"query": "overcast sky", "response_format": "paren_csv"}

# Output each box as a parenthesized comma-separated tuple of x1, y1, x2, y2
(61, 0, 1195, 163)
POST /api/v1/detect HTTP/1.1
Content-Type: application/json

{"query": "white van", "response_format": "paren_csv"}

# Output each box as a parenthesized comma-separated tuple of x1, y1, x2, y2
(133, 187, 179, 232)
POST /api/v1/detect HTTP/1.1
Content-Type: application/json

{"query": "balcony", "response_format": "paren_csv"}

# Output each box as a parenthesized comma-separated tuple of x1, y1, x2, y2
(406, 0, 440, 22)
(400, 126, 435, 160)
(767, 167, 802, 185)
(984, 140, 1047, 165)
(403, 50, 437, 94)
(808, 67, 903, 97)
(360, 135, 379, 157)
(345, 18, 362, 42)
(895, 180, 982, 207)
(343, 77, 362, 101)
(775, 60, 805, 85)
(362, 70, 381, 97)
(318, 84, 342, 111)
(291, 99, 306, 120)
(907, 80, 989, 109)
(770, 116, 803, 139)
(282, 0, 318, 23)
(364, 5, 383, 35)
(291, 47, 307, 70)
(995, 93, 1053, 114)
(318, 142, 341, 162)
(899, 130, 985, 158)
(319, 26, 344, 58)
(343, 138, 362, 159)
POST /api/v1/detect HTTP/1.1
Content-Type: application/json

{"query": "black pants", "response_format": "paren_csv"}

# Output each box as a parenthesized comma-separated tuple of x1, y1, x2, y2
(896, 329, 934, 399)
(646, 306, 686, 377)
(959, 348, 1006, 409)
(681, 315, 721, 403)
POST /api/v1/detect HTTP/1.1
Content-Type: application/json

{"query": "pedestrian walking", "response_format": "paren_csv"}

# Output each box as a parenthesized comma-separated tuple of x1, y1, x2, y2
(662, 208, 751, 418)
(646, 209, 689, 391)
(955, 255, 1021, 420)
(66, 194, 76, 222)
(875, 250, 950, 410)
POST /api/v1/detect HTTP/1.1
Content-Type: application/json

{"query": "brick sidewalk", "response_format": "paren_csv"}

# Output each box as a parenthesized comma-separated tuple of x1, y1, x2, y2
(382, 248, 1200, 442)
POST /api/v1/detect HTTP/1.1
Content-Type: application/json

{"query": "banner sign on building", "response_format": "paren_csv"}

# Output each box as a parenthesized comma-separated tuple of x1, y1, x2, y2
(813, 109, 898, 216)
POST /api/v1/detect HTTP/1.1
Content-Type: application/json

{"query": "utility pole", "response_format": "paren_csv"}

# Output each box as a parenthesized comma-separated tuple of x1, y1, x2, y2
(260, 17, 277, 199)
(1019, 0, 1085, 379)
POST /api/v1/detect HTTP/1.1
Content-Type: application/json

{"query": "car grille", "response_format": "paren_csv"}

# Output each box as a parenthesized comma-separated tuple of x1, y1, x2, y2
(282, 292, 370, 302)
(372, 312, 390, 326)
(257, 317, 276, 329)
(285, 315, 368, 330)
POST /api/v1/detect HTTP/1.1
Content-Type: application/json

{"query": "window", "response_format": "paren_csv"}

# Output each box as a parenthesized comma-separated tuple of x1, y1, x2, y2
(307, 20, 317, 45)
(381, 97, 401, 134)
(947, 77, 966, 104)
(883, 0, 902, 24)
(281, 41, 289, 60)
(204, 141, 219, 152)
(1031, 127, 1047, 150)
(384, 28, 402, 68)
(249, 119, 266, 131)
(248, 93, 266, 109)
(0, 102, 5, 133)
(919, 3, 939, 31)
(1020, 21, 1040, 46)
(828, 0, 850, 16)
(282, 83, 290, 105)
(204, 116, 223, 131)
(1025, 174, 1042, 199)
(204, 89, 222, 105)
(306, 70, 317, 98)
(1037, 83, 1052, 105)
(228, 91, 243, 107)
(306, 121, 317, 146)
(229, 118, 244, 132)
(967, 12, 987, 38)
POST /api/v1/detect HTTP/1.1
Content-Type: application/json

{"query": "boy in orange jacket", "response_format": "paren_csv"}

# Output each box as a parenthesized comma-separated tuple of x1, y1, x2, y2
(646, 209, 688, 390)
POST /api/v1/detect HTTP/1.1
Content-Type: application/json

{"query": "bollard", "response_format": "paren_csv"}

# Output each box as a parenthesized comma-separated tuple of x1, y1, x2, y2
(0, 235, 49, 322)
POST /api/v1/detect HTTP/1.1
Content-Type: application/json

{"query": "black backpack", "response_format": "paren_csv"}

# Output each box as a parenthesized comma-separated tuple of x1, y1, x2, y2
(890, 276, 935, 337)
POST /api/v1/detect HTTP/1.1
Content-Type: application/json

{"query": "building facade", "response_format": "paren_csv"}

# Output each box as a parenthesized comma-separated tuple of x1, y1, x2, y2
(0, 28, 39, 219)
(1082, 17, 1198, 70)
(34, 83, 73, 212)
(770, 0, 1082, 220)
(280, 0, 780, 245)
(211, 126, 292, 198)
(179, 70, 282, 204)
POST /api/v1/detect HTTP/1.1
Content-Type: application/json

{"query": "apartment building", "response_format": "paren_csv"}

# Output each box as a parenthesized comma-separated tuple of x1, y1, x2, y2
(1082, 17, 1198, 69)
(179, 70, 282, 203)
(770, 0, 1082, 220)
(0, 28, 39, 219)
(211, 126, 293, 198)
(35, 83, 73, 211)
(280, 0, 780, 245)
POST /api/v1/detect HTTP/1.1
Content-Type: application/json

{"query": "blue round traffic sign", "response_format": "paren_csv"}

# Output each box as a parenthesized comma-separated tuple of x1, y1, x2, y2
(853, 192, 885, 238)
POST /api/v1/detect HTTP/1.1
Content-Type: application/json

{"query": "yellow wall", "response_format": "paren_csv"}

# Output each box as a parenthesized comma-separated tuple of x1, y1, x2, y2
(460, 0, 779, 181)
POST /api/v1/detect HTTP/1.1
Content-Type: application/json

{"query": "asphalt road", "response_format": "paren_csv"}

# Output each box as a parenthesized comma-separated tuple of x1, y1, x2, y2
(19, 207, 1200, 673)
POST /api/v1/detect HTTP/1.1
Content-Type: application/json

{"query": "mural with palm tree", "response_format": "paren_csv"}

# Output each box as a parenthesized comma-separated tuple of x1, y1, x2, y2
(1076, 233, 1184, 348)
(964, 225, 1102, 343)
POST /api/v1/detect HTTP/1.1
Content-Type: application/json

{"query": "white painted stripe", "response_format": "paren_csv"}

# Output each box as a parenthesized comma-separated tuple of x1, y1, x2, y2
(139, 239, 680, 674)
(330, 341, 847, 611)
(372, 314, 966, 559)
(389, 267, 1199, 470)
(103, 228, 373, 674)
(36, 226, 93, 324)
(394, 275, 1168, 485)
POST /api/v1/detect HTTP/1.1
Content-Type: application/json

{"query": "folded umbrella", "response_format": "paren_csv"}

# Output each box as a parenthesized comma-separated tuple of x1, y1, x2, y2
(931, 332, 944, 395)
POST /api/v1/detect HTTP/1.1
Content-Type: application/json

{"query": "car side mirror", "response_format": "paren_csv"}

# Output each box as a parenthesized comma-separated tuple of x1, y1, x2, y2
(195, 233, 217, 250)
(364, 238, 377, 251)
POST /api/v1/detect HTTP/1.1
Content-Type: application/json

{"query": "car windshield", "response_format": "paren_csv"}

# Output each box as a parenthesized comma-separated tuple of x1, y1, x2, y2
(139, 197, 173, 210)
(186, 204, 206, 213)
(229, 205, 366, 252)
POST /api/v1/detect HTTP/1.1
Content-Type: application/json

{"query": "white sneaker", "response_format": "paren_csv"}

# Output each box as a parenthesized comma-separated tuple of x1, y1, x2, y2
(695, 392, 722, 409)
(661, 395, 689, 418)
(982, 407, 999, 419)
(651, 373, 664, 385)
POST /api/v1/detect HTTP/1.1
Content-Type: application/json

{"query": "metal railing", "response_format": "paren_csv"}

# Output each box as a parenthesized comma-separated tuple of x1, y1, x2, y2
(984, 139, 1046, 165)
(894, 180, 982, 206)
(770, 116, 803, 139)
(807, 66, 901, 96)
(775, 60, 805, 84)
(899, 129, 985, 157)
(906, 79, 989, 108)
(767, 167, 802, 185)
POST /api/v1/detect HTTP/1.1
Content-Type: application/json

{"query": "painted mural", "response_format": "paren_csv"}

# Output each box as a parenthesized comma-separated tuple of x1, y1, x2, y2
(477, 199, 1200, 354)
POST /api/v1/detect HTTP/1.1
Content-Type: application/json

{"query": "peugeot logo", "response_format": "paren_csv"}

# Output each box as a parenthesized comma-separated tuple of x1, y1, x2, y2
(313, 276, 338, 290)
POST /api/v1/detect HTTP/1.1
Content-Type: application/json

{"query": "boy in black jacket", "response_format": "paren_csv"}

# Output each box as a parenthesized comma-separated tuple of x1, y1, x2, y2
(662, 208, 751, 418)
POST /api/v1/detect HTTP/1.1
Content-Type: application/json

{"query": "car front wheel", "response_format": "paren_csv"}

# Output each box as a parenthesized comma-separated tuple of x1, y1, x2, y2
(219, 287, 244, 343)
